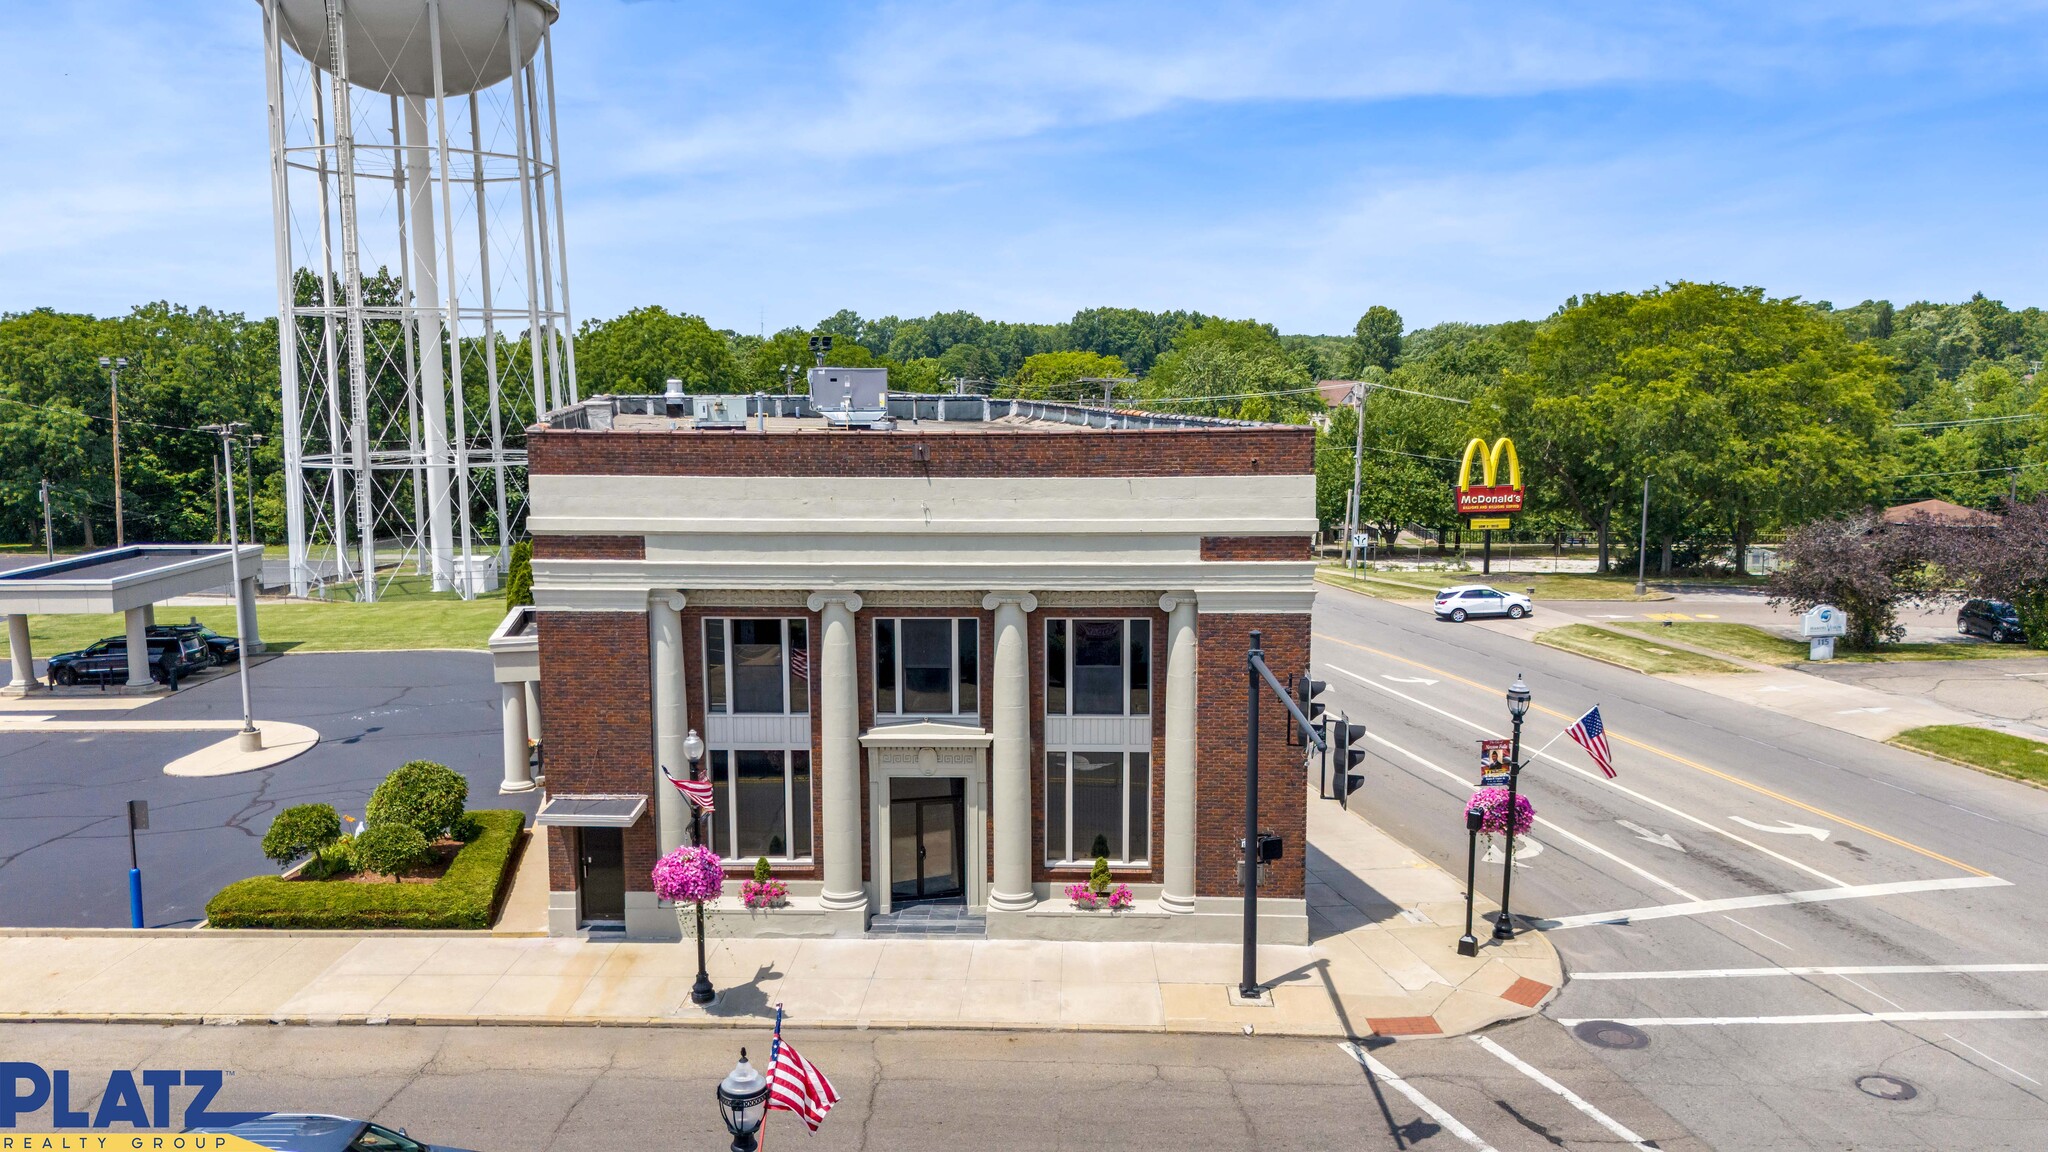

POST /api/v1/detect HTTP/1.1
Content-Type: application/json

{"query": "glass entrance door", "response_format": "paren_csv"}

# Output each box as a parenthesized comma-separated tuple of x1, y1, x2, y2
(888, 778, 964, 904)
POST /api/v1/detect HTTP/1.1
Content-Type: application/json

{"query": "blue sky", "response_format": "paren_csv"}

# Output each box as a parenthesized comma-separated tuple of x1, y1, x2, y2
(5, 1, 2048, 336)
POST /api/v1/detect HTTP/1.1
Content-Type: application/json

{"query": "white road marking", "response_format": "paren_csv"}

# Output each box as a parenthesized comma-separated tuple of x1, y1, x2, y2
(1730, 816, 1830, 840)
(1537, 875, 2013, 930)
(1834, 972, 1906, 1011)
(1471, 1036, 1656, 1152)
(1838, 706, 1893, 715)
(1616, 819, 1684, 852)
(1722, 916, 1791, 949)
(1382, 675, 1440, 685)
(1944, 1033, 2041, 1085)
(1362, 729, 1699, 900)
(1574, 963, 2048, 981)
(1340, 1043, 1498, 1152)
(1482, 836, 1543, 865)
(1335, 666, 1853, 886)
(1560, 1010, 2048, 1027)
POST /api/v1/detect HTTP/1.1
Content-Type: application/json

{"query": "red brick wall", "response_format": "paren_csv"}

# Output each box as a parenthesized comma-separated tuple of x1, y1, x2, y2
(534, 535, 645, 561)
(1200, 536, 1313, 562)
(537, 611, 657, 892)
(1193, 613, 1310, 900)
(531, 427, 1314, 478)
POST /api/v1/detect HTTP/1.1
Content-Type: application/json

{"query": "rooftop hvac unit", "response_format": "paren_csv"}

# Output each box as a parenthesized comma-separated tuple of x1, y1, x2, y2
(691, 395, 750, 429)
(809, 367, 892, 428)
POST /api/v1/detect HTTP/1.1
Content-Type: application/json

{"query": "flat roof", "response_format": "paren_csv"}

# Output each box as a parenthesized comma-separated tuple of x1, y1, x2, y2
(0, 547, 224, 582)
(0, 544, 264, 616)
(547, 393, 1288, 434)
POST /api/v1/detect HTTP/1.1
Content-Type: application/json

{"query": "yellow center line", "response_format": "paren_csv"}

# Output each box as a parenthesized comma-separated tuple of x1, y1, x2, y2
(1312, 630, 1992, 879)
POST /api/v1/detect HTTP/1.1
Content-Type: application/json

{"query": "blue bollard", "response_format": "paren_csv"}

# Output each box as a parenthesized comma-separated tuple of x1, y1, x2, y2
(128, 867, 143, 928)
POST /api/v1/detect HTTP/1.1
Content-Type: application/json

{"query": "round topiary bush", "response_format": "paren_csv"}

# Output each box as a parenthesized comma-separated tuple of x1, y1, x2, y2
(366, 760, 469, 841)
(261, 803, 342, 868)
(354, 824, 431, 877)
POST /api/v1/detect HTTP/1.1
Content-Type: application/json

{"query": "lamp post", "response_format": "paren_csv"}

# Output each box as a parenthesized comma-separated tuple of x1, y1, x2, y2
(684, 727, 715, 1006)
(1458, 803, 1483, 956)
(1493, 675, 1532, 940)
(716, 1048, 770, 1152)
(98, 356, 128, 546)
(201, 423, 262, 753)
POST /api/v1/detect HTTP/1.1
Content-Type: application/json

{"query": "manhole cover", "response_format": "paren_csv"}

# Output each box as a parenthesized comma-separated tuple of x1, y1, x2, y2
(1573, 1020, 1651, 1050)
(1856, 1074, 1918, 1101)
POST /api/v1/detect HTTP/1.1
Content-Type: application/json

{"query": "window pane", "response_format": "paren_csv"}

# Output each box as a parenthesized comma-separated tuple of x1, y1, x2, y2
(787, 619, 809, 714)
(1128, 619, 1151, 715)
(789, 751, 812, 858)
(1072, 750, 1123, 861)
(731, 619, 785, 714)
(1073, 621, 1124, 716)
(957, 620, 978, 716)
(735, 749, 788, 857)
(709, 750, 730, 857)
(902, 619, 953, 713)
(1044, 751, 1066, 861)
(1045, 619, 1066, 715)
(875, 620, 897, 715)
(705, 619, 727, 714)
(1127, 752, 1150, 862)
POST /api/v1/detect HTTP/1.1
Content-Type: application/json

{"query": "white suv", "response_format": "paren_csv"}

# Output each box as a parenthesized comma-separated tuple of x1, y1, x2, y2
(1434, 584, 1534, 622)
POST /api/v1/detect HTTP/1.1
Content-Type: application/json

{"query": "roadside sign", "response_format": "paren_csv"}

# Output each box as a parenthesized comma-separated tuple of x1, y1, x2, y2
(1468, 517, 1511, 530)
(1351, 532, 1371, 549)
(1481, 772, 1512, 788)
(1800, 604, 1847, 638)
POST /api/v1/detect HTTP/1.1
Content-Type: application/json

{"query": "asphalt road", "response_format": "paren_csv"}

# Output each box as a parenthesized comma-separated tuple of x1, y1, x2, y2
(0, 651, 536, 928)
(1314, 585, 2048, 1151)
(0, 1020, 1709, 1152)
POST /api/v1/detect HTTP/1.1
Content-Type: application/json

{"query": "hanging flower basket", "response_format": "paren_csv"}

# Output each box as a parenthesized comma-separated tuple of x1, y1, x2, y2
(1466, 786, 1534, 837)
(653, 845, 724, 905)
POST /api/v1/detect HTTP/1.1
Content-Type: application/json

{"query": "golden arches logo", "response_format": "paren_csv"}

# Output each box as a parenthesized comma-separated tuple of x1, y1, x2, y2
(1455, 437, 1524, 515)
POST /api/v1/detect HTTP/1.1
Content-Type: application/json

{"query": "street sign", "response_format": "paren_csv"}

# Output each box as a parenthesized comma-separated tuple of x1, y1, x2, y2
(1468, 517, 1511, 530)
(1350, 532, 1372, 549)
(1481, 772, 1512, 788)
(1800, 604, 1847, 638)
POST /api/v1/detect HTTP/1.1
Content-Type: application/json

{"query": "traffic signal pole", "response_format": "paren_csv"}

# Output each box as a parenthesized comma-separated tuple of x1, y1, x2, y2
(1243, 633, 1326, 1001)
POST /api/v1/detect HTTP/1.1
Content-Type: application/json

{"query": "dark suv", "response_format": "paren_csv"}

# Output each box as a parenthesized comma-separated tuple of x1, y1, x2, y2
(1957, 598, 2024, 643)
(149, 619, 240, 664)
(46, 634, 212, 688)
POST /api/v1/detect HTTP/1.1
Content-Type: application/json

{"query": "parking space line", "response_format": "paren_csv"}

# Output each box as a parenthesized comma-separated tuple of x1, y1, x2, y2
(1944, 1033, 2041, 1085)
(1576, 963, 2048, 981)
(1471, 1036, 1656, 1152)
(1315, 632, 1995, 877)
(1559, 1010, 2048, 1027)
(1537, 876, 2011, 930)
(1340, 1043, 1498, 1152)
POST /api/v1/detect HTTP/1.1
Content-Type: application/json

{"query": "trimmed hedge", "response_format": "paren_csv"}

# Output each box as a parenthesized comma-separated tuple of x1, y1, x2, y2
(206, 809, 526, 930)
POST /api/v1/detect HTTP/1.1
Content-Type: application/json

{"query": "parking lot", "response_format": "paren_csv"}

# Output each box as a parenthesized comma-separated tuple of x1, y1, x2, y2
(0, 650, 535, 927)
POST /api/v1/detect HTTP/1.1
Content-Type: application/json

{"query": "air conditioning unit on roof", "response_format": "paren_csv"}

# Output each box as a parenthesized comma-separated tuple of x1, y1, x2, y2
(691, 395, 749, 429)
(808, 367, 890, 428)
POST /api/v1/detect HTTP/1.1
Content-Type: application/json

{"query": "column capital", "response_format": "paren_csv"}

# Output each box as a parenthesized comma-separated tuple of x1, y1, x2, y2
(1158, 591, 1198, 613)
(980, 591, 1039, 613)
(806, 590, 864, 614)
(649, 589, 686, 612)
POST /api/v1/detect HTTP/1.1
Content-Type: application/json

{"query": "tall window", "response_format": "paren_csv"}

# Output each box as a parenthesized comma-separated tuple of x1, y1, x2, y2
(702, 617, 811, 861)
(1043, 618, 1152, 865)
(874, 618, 979, 719)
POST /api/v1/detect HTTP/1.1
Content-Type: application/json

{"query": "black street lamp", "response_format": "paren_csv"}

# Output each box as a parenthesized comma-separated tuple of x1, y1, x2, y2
(1493, 675, 1532, 941)
(1458, 803, 1483, 956)
(685, 728, 715, 1006)
(716, 1048, 770, 1152)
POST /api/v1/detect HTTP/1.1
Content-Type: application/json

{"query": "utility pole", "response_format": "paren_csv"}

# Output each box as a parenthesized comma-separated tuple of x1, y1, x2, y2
(39, 479, 54, 561)
(213, 456, 223, 543)
(1342, 382, 1369, 569)
(1635, 476, 1650, 596)
(244, 435, 261, 544)
(98, 356, 128, 546)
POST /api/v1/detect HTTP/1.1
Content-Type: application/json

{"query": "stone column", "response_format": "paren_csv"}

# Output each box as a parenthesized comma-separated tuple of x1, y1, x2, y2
(237, 575, 265, 654)
(6, 615, 40, 694)
(123, 606, 151, 687)
(983, 591, 1039, 912)
(649, 591, 689, 855)
(525, 681, 542, 743)
(140, 603, 156, 629)
(499, 681, 536, 792)
(1159, 592, 1199, 913)
(808, 591, 867, 914)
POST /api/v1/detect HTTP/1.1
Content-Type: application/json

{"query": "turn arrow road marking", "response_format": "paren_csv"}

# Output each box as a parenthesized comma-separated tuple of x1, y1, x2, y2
(1730, 816, 1830, 840)
(1617, 819, 1685, 852)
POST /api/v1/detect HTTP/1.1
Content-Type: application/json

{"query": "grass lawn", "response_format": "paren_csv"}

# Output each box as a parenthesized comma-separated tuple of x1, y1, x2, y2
(1890, 726, 2048, 786)
(1317, 565, 1670, 601)
(207, 809, 527, 929)
(1, 597, 508, 660)
(1315, 569, 1433, 600)
(1617, 621, 2043, 665)
(1535, 624, 1750, 675)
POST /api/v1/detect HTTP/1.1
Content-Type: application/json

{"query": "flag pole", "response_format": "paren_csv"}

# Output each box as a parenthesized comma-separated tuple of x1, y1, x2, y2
(760, 1002, 783, 1152)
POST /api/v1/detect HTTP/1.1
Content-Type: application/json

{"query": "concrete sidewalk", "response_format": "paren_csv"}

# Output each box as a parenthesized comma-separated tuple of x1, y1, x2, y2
(0, 791, 1558, 1038)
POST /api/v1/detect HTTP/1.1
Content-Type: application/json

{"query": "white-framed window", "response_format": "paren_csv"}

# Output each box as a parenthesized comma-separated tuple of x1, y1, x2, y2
(705, 748, 813, 861)
(702, 617, 812, 862)
(1043, 617, 1153, 866)
(1045, 750, 1150, 865)
(1044, 618, 1151, 717)
(704, 617, 809, 716)
(874, 617, 979, 720)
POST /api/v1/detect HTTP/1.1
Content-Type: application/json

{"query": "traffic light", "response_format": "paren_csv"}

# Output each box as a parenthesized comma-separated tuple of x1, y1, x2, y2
(1332, 716, 1368, 806)
(1290, 671, 1327, 747)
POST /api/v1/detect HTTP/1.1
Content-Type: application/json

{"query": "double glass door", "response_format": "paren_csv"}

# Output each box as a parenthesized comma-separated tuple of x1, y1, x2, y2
(889, 778, 963, 904)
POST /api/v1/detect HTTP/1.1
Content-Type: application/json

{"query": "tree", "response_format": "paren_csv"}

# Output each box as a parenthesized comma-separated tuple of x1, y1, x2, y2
(1003, 351, 1129, 400)
(1768, 514, 1937, 648)
(1934, 495, 2048, 646)
(574, 307, 736, 393)
(1352, 306, 1403, 374)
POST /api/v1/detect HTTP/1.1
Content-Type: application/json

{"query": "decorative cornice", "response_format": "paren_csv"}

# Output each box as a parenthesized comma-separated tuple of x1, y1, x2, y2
(805, 590, 865, 614)
(980, 591, 1040, 613)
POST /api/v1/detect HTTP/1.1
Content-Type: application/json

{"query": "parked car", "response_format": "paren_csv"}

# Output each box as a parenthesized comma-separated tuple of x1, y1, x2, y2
(190, 1114, 476, 1152)
(46, 634, 212, 688)
(1434, 584, 1534, 622)
(149, 619, 240, 664)
(1957, 598, 2025, 643)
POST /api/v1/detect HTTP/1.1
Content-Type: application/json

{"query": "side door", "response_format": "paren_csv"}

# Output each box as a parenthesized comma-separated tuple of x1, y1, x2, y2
(85, 641, 124, 683)
(1475, 589, 1507, 616)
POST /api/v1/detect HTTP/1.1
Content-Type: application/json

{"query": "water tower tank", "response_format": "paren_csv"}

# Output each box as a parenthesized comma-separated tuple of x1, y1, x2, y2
(270, 0, 558, 97)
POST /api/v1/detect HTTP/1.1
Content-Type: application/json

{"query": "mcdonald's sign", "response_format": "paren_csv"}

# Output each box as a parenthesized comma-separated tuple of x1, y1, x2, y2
(1456, 436, 1524, 516)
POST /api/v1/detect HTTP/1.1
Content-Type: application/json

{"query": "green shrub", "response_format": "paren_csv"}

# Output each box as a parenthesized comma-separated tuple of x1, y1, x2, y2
(261, 803, 343, 868)
(366, 759, 468, 841)
(505, 540, 534, 610)
(753, 856, 773, 882)
(1089, 855, 1112, 895)
(300, 840, 355, 880)
(207, 810, 526, 930)
(451, 812, 484, 843)
(354, 824, 431, 877)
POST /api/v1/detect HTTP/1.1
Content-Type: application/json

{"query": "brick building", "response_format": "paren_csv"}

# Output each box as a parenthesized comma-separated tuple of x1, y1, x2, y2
(494, 389, 1317, 943)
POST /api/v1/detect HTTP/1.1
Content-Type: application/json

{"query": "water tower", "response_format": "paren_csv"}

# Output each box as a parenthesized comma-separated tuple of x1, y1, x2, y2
(257, 0, 578, 600)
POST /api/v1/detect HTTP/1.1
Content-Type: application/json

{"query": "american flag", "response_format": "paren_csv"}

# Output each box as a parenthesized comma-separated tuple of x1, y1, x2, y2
(660, 763, 715, 811)
(767, 1006, 839, 1134)
(789, 643, 808, 683)
(1565, 705, 1616, 778)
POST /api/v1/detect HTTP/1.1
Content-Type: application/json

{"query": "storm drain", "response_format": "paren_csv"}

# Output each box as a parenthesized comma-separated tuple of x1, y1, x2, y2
(1572, 1020, 1651, 1050)
(1856, 1074, 1918, 1101)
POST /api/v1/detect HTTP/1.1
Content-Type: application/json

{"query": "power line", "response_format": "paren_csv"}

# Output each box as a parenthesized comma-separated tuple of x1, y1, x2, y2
(1886, 460, 2045, 481)
(0, 393, 213, 437)
(1315, 444, 1459, 464)
(1895, 412, 2042, 430)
